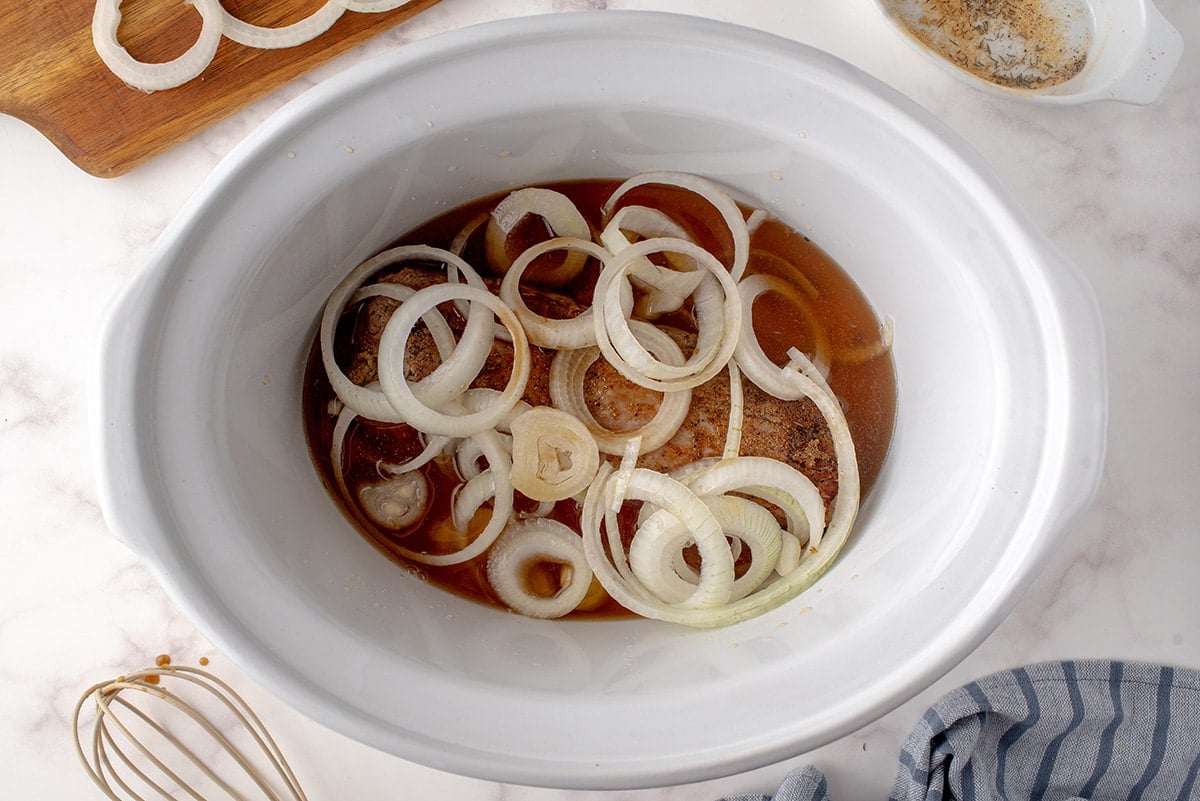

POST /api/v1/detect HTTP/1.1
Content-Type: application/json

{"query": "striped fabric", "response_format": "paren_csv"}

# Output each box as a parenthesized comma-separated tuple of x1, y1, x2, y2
(722, 661, 1200, 801)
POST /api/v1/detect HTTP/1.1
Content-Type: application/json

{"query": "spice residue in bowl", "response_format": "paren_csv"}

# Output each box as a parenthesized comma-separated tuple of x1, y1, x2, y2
(883, 0, 1094, 89)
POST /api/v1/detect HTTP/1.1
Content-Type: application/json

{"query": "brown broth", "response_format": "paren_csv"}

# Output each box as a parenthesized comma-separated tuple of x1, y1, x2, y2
(302, 180, 896, 618)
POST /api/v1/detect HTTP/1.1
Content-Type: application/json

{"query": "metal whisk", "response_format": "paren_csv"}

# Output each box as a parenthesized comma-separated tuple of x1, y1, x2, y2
(73, 664, 309, 801)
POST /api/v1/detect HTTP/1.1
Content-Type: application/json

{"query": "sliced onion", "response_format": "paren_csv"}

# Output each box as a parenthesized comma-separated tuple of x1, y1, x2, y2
(486, 518, 593, 619)
(454, 435, 488, 481)
(508, 407, 601, 502)
(723, 360, 745, 459)
(330, 404, 436, 531)
(628, 508, 706, 605)
(600, 206, 702, 317)
(779, 365, 860, 550)
(452, 472, 495, 533)
(351, 282, 459, 360)
(602, 171, 752, 281)
(220, 2, 344, 48)
(449, 212, 489, 258)
(827, 317, 896, 366)
(592, 238, 742, 392)
(330, 403, 358, 500)
(547, 325, 691, 455)
(498, 238, 609, 349)
(686, 368, 861, 623)
(734, 273, 828, 400)
(459, 388, 531, 434)
(682, 456, 825, 550)
(380, 434, 447, 477)
(590, 468, 736, 613)
(319, 245, 488, 423)
(601, 439, 642, 586)
(330, 396, 443, 486)
(635, 495, 782, 604)
(92, 0, 223, 92)
(786, 346, 836, 400)
(393, 429, 513, 566)
(777, 532, 803, 576)
(377, 283, 530, 437)
(745, 208, 769, 236)
(485, 188, 591, 285)
(359, 473, 429, 529)
(582, 412, 857, 628)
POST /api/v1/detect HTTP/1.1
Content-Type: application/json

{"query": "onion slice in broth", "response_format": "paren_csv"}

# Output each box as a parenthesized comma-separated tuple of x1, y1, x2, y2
(311, 171, 878, 626)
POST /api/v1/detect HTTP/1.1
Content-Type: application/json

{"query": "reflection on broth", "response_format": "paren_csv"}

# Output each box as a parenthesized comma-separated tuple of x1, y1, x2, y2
(302, 173, 895, 626)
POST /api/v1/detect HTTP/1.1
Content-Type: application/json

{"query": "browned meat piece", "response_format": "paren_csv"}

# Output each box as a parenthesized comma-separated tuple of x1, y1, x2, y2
(342, 266, 452, 387)
(584, 349, 838, 508)
(336, 266, 837, 506)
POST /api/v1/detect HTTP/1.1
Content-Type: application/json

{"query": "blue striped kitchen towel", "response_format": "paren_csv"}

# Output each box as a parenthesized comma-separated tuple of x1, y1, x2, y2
(723, 660, 1200, 801)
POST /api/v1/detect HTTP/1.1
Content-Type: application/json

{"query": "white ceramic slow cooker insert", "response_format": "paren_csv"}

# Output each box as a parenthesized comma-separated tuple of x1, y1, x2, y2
(94, 12, 1107, 790)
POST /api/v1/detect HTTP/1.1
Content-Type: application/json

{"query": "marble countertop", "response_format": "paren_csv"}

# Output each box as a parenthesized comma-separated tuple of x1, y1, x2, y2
(2, 1, 1197, 798)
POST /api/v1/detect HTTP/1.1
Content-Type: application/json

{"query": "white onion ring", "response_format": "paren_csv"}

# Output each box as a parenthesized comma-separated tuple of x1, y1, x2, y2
(485, 188, 591, 285)
(635, 495, 782, 604)
(449, 212, 489, 258)
(486, 518, 594, 619)
(581, 382, 858, 628)
(600, 206, 701, 317)
(220, 2, 345, 49)
(452, 472, 495, 533)
(359, 473, 429, 529)
(734, 273, 830, 400)
(592, 238, 741, 392)
(330, 403, 358, 500)
(331, 404, 438, 531)
(498, 238, 609, 349)
(683, 456, 825, 550)
(786, 346, 836, 399)
(508, 407, 601, 502)
(351, 283, 459, 361)
(92, 0, 224, 92)
(547, 324, 691, 455)
(377, 283, 530, 437)
(329, 397, 446, 486)
(723, 360, 745, 459)
(746, 208, 769, 236)
(319, 245, 489, 423)
(589, 467, 736, 612)
(393, 429, 513, 566)
(458, 389, 530, 435)
(602, 171, 752, 281)
(380, 433, 447, 477)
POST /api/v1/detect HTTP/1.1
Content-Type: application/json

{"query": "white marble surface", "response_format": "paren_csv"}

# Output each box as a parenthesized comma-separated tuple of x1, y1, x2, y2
(1, 1, 1197, 798)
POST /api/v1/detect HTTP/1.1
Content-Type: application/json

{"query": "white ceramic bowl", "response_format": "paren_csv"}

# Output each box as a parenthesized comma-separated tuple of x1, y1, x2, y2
(94, 12, 1107, 790)
(872, 0, 1183, 105)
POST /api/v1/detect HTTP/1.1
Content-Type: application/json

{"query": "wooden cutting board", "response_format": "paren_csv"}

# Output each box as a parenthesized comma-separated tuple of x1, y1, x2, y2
(0, 0, 443, 177)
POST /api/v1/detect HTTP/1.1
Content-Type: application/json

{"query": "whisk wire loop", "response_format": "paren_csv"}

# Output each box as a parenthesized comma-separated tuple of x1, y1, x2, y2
(73, 665, 309, 801)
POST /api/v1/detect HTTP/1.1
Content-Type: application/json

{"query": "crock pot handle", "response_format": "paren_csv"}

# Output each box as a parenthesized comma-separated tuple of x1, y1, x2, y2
(90, 264, 168, 560)
(1042, 243, 1109, 531)
(1106, 1, 1183, 105)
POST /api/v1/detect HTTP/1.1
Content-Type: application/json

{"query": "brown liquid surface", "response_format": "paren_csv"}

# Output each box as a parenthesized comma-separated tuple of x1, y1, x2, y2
(302, 180, 896, 618)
